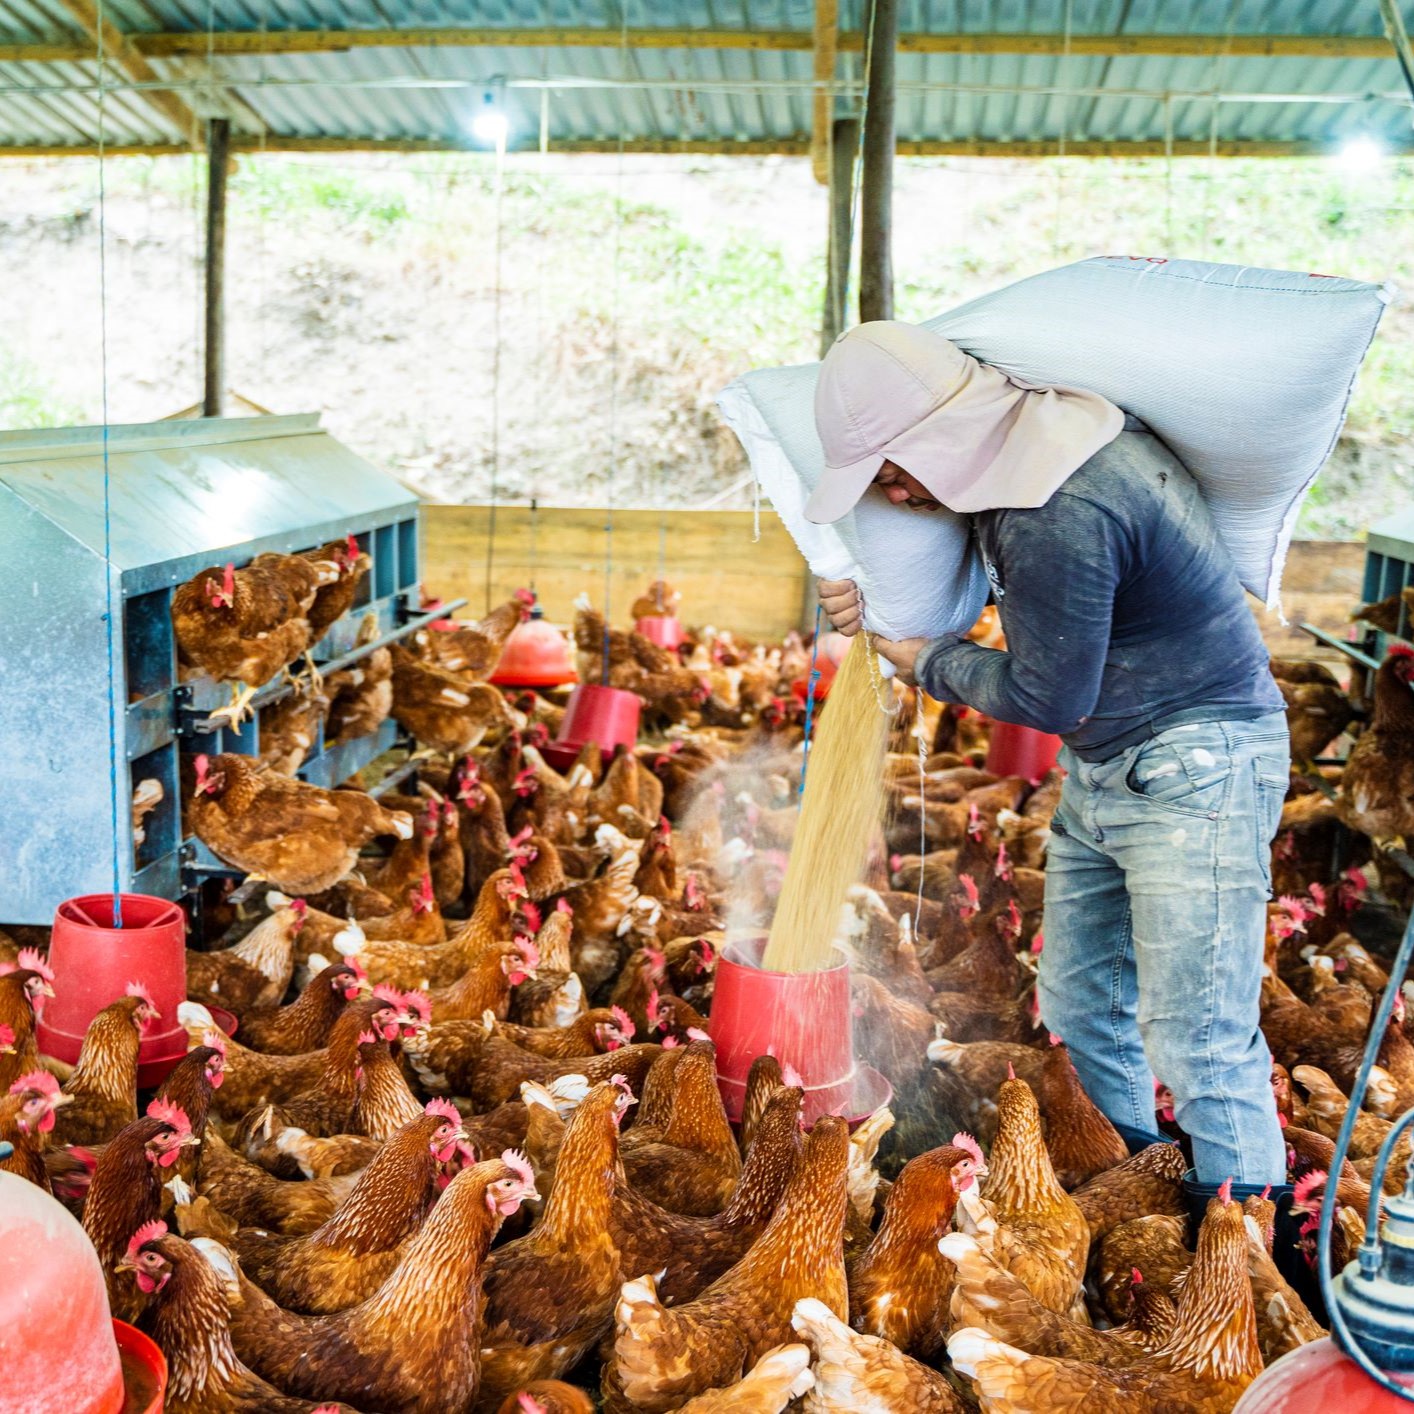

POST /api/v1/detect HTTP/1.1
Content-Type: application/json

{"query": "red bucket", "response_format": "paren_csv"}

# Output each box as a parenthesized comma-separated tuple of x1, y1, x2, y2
(114, 1319, 167, 1413)
(542, 683, 641, 771)
(710, 938, 890, 1126)
(489, 615, 578, 689)
(985, 721, 1062, 784)
(39, 893, 188, 1090)
(635, 615, 685, 650)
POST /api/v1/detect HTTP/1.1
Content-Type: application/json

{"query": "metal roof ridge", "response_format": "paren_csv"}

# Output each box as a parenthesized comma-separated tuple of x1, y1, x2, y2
(0, 411, 324, 466)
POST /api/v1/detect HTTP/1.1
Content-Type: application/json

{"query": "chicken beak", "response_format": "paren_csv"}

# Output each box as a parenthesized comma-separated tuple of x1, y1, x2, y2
(51, 1091, 75, 1108)
(114, 1255, 136, 1275)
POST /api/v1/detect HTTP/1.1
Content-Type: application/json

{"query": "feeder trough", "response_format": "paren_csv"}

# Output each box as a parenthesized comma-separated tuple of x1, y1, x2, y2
(39, 893, 188, 1089)
(710, 937, 891, 1126)
(490, 609, 578, 689)
(635, 615, 685, 651)
(986, 721, 1062, 783)
(542, 684, 641, 771)
(113, 1320, 167, 1414)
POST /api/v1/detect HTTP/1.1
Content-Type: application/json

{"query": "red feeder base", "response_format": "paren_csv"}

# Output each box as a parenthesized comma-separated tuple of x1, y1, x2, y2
(985, 720, 1062, 784)
(1233, 1338, 1414, 1411)
(39, 894, 188, 1090)
(710, 938, 891, 1127)
(635, 615, 685, 650)
(541, 683, 641, 771)
(114, 1319, 167, 1414)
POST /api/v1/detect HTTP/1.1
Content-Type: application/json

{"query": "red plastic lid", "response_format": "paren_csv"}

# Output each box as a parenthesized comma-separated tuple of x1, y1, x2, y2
(635, 615, 685, 650)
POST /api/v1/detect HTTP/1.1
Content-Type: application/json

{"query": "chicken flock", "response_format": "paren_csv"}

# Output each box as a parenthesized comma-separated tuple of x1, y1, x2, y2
(3, 550, 1413, 1414)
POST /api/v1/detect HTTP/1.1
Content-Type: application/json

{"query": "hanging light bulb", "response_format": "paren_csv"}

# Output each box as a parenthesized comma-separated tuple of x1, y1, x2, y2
(1335, 135, 1386, 173)
(472, 90, 510, 149)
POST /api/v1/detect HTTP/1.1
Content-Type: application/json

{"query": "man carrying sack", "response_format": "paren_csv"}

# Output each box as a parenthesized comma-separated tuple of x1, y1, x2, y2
(810, 320, 1289, 1209)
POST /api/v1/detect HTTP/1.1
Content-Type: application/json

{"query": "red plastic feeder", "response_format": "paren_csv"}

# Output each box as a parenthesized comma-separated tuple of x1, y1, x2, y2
(635, 615, 685, 650)
(1233, 1338, 1414, 1411)
(542, 683, 641, 772)
(113, 1320, 167, 1413)
(985, 721, 1062, 784)
(710, 937, 891, 1126)
(489, 610, 578, 689)
(790, 653, 838, 705)
(39, 893, 188, 1090)
(0, 1170, 161, 1414)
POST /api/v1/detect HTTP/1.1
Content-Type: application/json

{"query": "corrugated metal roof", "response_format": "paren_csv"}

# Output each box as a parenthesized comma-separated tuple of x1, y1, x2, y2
(0, 0, 1407, 151)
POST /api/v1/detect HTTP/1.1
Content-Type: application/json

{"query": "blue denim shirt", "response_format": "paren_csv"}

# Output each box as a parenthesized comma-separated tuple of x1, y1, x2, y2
(914, 419, 1284, 762)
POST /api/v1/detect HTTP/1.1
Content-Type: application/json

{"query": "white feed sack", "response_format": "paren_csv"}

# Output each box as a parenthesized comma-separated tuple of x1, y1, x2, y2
(717, 257, 1392, 629)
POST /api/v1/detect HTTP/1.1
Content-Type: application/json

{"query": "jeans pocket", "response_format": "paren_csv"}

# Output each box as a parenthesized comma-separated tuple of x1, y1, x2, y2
(1123, 738, 1231, 818)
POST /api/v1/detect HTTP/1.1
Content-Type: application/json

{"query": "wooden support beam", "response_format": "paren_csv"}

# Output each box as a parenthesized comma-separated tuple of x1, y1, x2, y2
(822, 116, 859, 354)
(858, 0, 897, 324)
(810, 0, 839, 185)
(0, 136, 1407, 160)
(48, 0, 201, 145)
(0, 29, 1399, 63)
(203, 117, 229, 417)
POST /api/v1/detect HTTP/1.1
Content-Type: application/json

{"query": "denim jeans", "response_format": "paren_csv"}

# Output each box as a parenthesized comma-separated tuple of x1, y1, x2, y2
(1037, 711, 1290, 1185)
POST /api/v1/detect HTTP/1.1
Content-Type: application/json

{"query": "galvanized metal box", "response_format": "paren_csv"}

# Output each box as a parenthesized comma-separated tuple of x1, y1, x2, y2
(0, 414, 422, 924)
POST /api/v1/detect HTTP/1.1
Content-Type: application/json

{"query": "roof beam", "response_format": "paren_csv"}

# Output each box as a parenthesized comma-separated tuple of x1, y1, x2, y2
(47, 0, 201, 145)
(810, 0, 839, 185)
(1, 136, 1407, 159)
(0, 30, 1398, 64)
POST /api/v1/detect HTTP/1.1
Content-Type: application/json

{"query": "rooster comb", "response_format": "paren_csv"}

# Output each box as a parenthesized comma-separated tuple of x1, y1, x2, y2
(610, 1004, 635, 1038)
(556, 898, 573, 915)
(201, 1029, 228, 1059)
(1217, 1177, 1234, 1205)
(1293, 1170, 1328, 1209)
(356, 1030, 379, 1046)
(951, 1132, 984, 1169)
(12, 947, 54, 981)
(10, 1069, 60, 1098)
(401, 990, 432, 1023)
(125, 981, 155, 1005)
(125, 1220, 168, 1263)
(424, 1097, 461, 1124)
(146, 1098, 191, 1133)
(500, 1148, 536, 1189)
(372, 983, 405, 1004)
(1131, 1267, 1144, 1287)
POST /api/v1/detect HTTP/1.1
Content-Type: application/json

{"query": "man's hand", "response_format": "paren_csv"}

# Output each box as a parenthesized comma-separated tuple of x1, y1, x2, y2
(818, 578, 862, 636)
(871, 636, 931, 687)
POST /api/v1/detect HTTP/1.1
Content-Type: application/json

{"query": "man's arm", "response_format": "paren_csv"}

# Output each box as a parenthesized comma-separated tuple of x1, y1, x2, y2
(913, 497, 1126, 735)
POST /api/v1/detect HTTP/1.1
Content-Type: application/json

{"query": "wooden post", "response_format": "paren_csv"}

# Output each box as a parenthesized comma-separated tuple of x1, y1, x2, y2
(203, 118, 230, 418)
(809, 0, 839, 184)
(821, 115, 859, 355)
(858, 0, 897, 323)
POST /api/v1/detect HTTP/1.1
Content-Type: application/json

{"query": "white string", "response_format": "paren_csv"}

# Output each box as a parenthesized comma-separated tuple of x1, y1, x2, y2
(914, 691, 927, 934)
(1051, 0, 1073, 261)
(95, 0, 121, 923)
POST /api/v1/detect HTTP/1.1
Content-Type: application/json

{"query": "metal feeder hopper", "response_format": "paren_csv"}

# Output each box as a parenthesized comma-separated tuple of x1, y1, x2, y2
(0, 413, 458, 925)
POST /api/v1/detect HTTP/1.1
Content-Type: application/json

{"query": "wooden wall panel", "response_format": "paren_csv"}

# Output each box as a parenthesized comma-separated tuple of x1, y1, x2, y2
(421, 505, 813, 640)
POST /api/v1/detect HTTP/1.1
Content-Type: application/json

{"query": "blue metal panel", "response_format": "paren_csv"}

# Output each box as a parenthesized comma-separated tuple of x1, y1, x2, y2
(0, 414, 423, 924)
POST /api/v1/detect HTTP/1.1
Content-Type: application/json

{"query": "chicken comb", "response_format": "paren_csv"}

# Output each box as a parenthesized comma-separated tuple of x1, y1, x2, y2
(1292, 1170, 1328, 1212)
(424, 1097, 461, 1125)
(12, 947, 54, 982)
(951, 1132, 985, 1169)
(0, 1022, 14, 1050)
(1260, 1185, 1272, 1201)
(411, 873, 435, 915)
(146, 1097, 192, 1134)
(957, 874, 979, 912)
(1130, 1267, 1144, 1287)
(1388, 642, 1414, 660)
(400, 990, 432, 1024)
(124, 981, 157, 1010)
(1217, 1177, 1234, 1205)
(555, 898, 574, 916)
(10, 1069, 60, 1098)
(994, 840, 1012, 880)
(1003, 899, 1022, 938)
(609, 1005, 635, 1039)
(124, 1219, 168, 1264)
(646, 947, 667, 974)
(781, 1060, 805, 1089)
(201, 1029, 228, 1059)
(660, 1035, 680, 1048)
(508, 825, 535, 848)
(500, 1149, 537, 1192)
(646, 988, 663, 1030)
(1307, 882, 1327, 914)
(345, 532, 359, 563)
(1006, 1062, 1016, 1081)
(372, 983, 405, 1005)
(1030, 929, 1045, 955)
(518, 1396, 548, 1414)
(356, 1030, 379, 1047)
(288, 897, 308, 919)
(610, 1073, 635, 1099)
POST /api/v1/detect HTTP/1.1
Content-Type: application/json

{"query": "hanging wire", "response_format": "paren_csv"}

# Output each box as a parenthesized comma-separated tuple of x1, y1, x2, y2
(601, 1, 630, 683)
(1050, 0, 1074, 261)
(484, 106, 507, 615)
(1163, 94, 1174, 247)
(95, 0, 121, 926)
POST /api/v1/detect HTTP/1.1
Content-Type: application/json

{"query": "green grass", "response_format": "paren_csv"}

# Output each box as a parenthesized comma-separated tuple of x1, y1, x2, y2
(0, 344, 83, 428)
